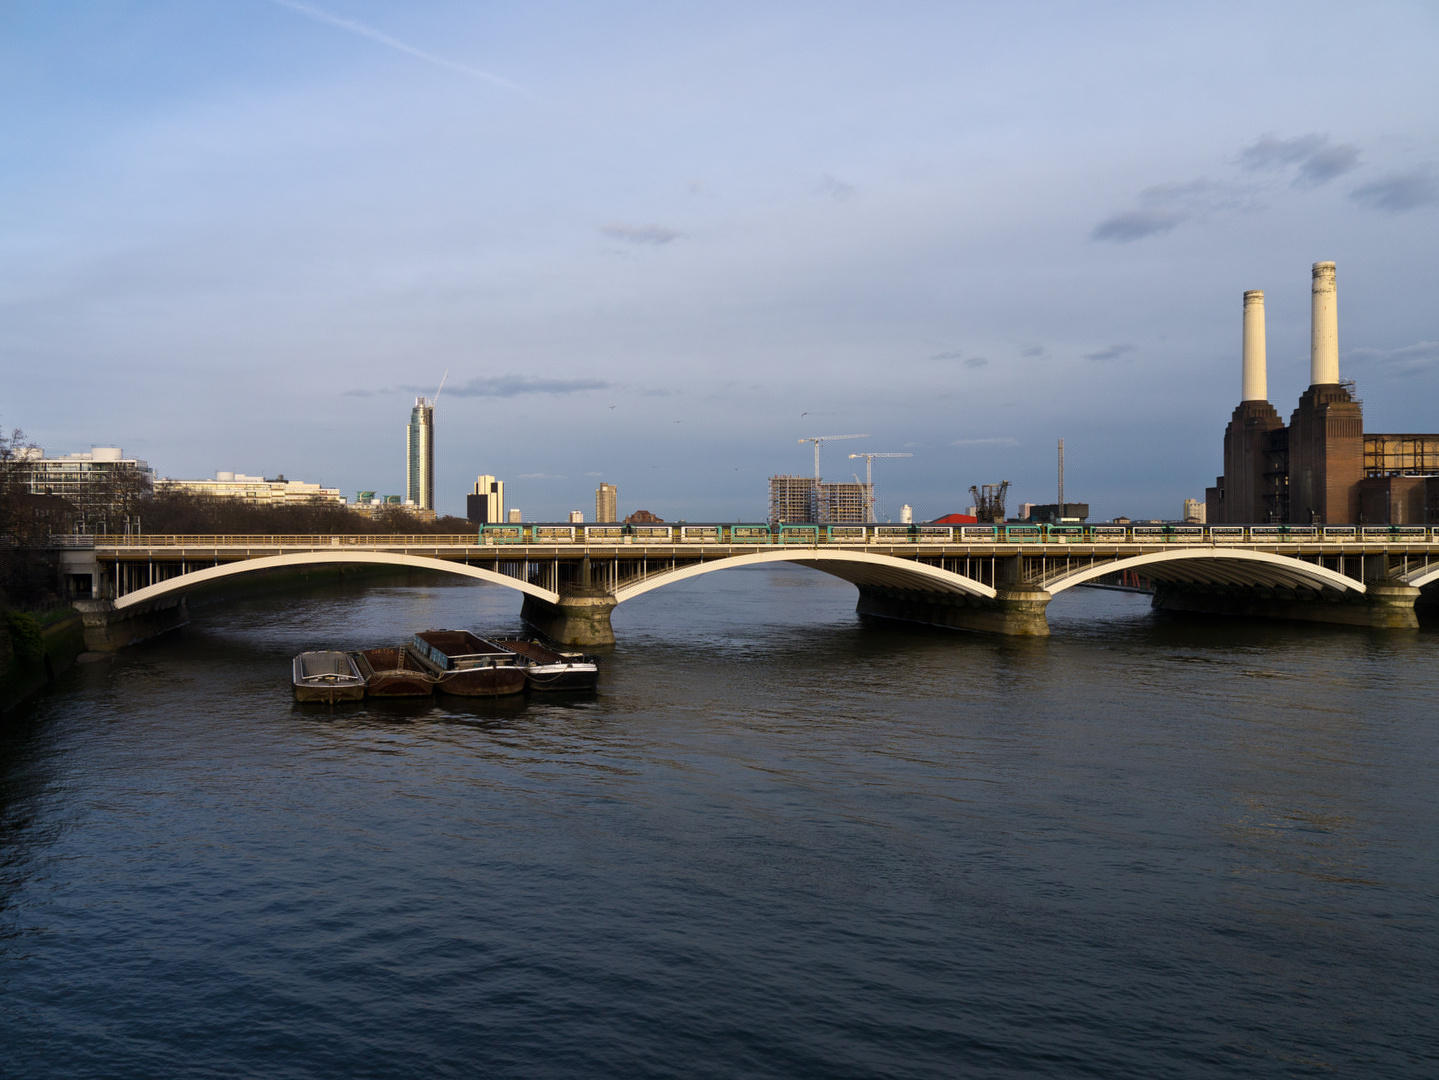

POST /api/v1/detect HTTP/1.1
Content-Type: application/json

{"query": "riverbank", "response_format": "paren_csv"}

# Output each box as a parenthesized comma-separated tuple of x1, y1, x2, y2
(0, 608, 86, 714)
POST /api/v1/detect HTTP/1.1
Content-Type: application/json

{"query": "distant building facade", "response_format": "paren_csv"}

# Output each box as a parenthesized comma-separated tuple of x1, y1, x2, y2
(768, 475, 874, 524)
(1182, 498, 1206, 523)
(156, 471, 344, 507)
(568, 510, 584, 524)
(1208, 264, 1439, 525)
(595, 483, 618, 523)
(406, 397, 434, 511)
(624, 509, 664, 524)
(19, 447, 153, 532)
(819, 481, 870, 524)
(1024, 503, 1090, 524)
(466, 475, 505, 523)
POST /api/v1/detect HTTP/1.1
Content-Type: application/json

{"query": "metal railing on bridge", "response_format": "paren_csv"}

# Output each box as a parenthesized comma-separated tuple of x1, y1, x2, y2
(58, 523, 1439, 549)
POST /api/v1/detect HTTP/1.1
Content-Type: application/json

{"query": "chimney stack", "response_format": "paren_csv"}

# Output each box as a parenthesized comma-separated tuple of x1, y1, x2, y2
(1242, 290, 1267, 401)
(1310, 261, 1339, 386)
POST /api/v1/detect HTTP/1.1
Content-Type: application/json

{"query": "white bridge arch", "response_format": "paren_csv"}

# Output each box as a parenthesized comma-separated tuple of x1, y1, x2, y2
(1399, 565, 1439, 590)
(1038, 547, 1368, 595)
(111, 550, 562, 611)
(613, 549, 999, 603)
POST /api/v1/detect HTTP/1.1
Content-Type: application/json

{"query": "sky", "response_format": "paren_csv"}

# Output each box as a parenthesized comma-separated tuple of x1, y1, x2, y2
(2, 1, 1437, 522)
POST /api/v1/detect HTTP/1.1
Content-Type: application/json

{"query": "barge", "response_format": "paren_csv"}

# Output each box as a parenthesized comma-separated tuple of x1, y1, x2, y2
(410, 630, 527, 697)
(494, 639, 599, 691)
(353, 647, 438, 697)
(292, 651, 367, 703)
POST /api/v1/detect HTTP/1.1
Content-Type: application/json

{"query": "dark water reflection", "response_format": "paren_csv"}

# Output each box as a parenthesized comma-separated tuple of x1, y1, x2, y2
(1, 566, 1436, 1078)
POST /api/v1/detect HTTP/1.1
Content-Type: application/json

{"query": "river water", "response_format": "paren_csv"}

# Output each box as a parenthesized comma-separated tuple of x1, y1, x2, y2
(1, 566, 1436, 1078)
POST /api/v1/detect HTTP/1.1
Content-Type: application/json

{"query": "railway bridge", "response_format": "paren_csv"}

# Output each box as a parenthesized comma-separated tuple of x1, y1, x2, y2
(56, 525, 1439, 648)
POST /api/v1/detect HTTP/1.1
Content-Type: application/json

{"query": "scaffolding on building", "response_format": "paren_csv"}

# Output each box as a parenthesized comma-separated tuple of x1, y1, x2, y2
(768, 475, 815, 524)
(769, 475, 874, 523)
(819, 481, 871, 523)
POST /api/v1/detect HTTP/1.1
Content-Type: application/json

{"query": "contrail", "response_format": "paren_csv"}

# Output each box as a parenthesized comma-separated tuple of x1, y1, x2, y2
(268, 0, 522, 91)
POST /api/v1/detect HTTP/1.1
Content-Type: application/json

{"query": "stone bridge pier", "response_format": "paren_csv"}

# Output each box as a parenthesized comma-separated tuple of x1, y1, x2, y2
(521, 590, 619, 647)
(521, 556, 620, 646)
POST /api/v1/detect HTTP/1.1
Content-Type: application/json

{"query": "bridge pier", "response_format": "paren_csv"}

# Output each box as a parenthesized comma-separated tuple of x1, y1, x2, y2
(521, 590, 618, 647)
(855, 585, 1052, 636)
(1151, 581, 1420, 629)
(74, 597, 190, 651)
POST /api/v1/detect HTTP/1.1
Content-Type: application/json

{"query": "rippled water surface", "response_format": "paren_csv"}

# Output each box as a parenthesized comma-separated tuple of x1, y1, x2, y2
(2, 567, 1437, 1078)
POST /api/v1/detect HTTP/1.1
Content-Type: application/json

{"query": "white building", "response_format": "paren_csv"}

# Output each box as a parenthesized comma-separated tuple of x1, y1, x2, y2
(155, 471, 344, 506)
(468, 475, 505, 523)
(20, 447, 154, 530)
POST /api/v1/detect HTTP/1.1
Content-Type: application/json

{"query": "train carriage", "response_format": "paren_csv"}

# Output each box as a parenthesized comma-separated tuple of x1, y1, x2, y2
(630, 525, 673, 543)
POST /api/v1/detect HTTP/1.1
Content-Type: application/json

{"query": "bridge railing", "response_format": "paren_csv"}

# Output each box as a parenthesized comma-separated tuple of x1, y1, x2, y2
(65, 524, 1439, 549)
(87, 534, 483, 547)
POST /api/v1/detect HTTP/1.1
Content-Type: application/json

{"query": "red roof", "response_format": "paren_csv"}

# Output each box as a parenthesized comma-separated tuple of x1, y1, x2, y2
(932, 512, 978, 524)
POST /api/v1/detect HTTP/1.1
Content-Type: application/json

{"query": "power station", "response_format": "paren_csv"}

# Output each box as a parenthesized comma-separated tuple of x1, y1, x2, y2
(1207, 262, 1439, 526)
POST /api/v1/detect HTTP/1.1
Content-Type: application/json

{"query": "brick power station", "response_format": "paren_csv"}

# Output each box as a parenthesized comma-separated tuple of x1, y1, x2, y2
(1207, 262, 1439, 526)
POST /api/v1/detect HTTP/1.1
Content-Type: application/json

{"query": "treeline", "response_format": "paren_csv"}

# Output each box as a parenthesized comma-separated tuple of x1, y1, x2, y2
(138, 492, 475, 535)
(0, 426, 54, 605)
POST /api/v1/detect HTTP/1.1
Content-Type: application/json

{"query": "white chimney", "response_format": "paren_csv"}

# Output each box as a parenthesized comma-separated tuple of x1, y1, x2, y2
(1310, 261, 1339, 386)
(1242, 290, 1267, 401)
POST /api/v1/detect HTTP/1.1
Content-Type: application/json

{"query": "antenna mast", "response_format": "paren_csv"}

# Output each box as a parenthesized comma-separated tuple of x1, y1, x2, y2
(1058, 438, 1064, 513)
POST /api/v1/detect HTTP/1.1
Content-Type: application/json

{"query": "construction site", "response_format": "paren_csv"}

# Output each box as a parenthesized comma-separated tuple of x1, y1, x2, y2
(768, 435, 915, 524)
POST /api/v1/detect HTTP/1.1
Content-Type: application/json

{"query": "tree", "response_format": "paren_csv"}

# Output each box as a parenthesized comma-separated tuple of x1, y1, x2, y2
(0, 426, 58, 605)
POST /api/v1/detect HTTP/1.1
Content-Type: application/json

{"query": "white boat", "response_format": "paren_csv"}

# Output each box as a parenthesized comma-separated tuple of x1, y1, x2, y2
(493, 639, 600, 691)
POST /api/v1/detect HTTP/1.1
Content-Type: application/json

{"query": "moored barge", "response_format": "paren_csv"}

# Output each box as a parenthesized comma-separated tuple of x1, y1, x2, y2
(292, 651, 367, 703)
(353, 647, 438, 697)
(411, 630, 527, 697)
(493, 639, 599, 691)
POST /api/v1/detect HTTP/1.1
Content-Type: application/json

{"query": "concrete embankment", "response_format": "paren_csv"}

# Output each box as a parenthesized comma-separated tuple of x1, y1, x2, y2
(0, 609, 87, 714)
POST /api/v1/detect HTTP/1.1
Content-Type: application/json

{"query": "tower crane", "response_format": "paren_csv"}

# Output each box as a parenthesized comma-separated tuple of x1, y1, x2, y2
(798, 433, 869, 480)
(848, 452, 912, 521)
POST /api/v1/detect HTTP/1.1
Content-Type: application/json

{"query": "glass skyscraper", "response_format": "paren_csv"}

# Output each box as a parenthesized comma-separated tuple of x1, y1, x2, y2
(406, 397, 434, 510)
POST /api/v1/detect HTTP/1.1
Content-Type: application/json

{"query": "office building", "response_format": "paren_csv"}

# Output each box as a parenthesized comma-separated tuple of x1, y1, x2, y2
(466, 475, 505, 524)
(595, 483, 618, 523)
(406, 397, 434, 511)
(1182, 498, 1206, 523)
(508, 508, 522, 523)
(19, 446, 153, 531)
(155, 471, 344, 507)
(568, 510, 584, 524)
(1026, 503, 1090, 524)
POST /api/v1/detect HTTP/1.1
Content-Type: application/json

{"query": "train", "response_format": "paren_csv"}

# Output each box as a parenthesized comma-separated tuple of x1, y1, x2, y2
(474, 522, 1434, 545)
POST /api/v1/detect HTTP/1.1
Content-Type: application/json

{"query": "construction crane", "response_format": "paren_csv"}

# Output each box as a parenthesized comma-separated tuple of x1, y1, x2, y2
(798, 433, 869, 480)
(848, 452, 912, 521)
(969, 481, 1010, 524)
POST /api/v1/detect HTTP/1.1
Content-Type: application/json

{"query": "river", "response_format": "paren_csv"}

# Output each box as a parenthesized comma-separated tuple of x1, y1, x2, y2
(2, 566, 1436, 1078)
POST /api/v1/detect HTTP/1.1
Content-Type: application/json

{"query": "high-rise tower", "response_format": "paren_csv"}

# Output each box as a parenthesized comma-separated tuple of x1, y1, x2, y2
(406, 397, 434, 510)
(595, 483, 617, 523)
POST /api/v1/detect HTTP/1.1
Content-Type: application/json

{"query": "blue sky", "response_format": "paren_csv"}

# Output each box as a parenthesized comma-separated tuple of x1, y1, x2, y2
(3, 1, 1437, 520)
